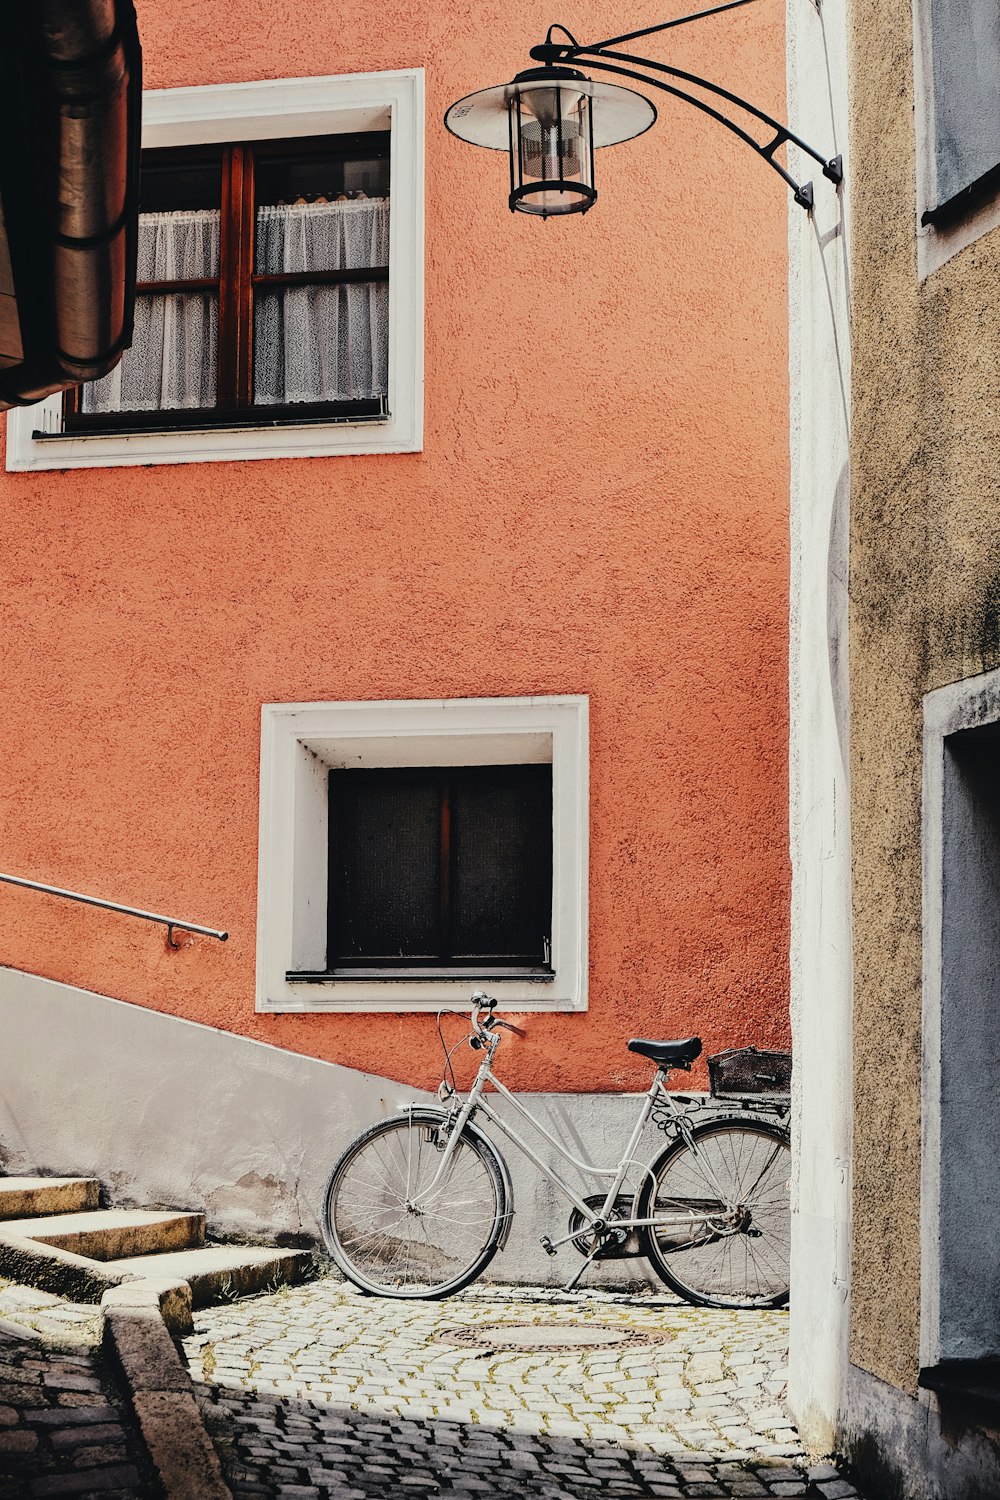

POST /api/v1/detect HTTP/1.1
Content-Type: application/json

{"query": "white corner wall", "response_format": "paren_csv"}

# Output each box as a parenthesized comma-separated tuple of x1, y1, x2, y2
(786, 0, 854, 1451)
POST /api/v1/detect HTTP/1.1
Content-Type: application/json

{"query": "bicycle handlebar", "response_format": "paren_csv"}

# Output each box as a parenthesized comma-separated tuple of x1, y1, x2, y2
(470, 991, 526, 1041)
(489, 1017, 527, 1038)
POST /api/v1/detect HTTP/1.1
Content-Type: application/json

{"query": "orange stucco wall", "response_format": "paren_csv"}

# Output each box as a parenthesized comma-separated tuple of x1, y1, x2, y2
(0, 0, 790, 1092)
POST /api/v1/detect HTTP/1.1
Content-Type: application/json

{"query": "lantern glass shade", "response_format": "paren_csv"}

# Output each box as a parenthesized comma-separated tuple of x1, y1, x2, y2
(510, 81, 594, 216)
(444, 67, 656, 219)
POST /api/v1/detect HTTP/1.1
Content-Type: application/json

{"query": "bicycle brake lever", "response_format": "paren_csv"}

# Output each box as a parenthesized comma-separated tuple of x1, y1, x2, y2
(493, 1019, 527, 1038)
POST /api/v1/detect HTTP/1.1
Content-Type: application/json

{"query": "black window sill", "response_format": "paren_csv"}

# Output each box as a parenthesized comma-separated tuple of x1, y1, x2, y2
(286, 967, 556, 983)
(34, 398, 387, 440)
(921, 161, 1000, 230)
(919, 1361, 1000, 1408)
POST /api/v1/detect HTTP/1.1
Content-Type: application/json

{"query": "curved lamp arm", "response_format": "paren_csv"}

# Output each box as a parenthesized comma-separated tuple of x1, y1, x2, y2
(530, 28, 842, 211)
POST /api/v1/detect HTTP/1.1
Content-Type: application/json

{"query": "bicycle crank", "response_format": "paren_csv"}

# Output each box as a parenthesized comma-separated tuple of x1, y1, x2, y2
(567, 1195, 644, 1259)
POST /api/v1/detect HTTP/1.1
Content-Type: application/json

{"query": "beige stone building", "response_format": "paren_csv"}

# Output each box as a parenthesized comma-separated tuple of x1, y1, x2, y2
(788, 0, 1000, 1494)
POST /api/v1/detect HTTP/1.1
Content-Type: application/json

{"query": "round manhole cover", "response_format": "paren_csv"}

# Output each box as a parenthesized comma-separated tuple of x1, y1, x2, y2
(434, 1322, 673, 1352)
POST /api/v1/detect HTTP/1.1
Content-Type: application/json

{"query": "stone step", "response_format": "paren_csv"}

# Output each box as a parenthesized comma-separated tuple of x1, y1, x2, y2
(101, 1244, 311, 1307)
(0, 1208, 206, 1261)
(0, 1176, 101, 1220)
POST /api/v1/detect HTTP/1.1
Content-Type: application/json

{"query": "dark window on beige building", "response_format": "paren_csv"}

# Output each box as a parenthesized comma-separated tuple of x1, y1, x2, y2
(927, 0, 1000, 216)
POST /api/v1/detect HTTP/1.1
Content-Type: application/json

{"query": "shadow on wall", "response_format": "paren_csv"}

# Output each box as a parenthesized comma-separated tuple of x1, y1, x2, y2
(827, 460, 851, 772)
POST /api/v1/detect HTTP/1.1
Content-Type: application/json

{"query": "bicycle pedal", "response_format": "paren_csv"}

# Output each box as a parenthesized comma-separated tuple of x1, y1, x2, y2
(539, 1235, 558, 1258)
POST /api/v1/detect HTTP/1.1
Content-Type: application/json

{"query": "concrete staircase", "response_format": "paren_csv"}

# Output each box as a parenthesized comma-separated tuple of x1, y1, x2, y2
(0, 1175, 309, 1307)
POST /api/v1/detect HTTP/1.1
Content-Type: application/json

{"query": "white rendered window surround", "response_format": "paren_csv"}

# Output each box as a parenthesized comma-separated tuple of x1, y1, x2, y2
(913, 0, 1000, 278)
(5, 69, 424, 470)
(256, 696, 589, 1014)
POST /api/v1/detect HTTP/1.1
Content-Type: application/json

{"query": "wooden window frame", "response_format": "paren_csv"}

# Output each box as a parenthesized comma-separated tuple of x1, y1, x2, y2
(62, 131, 391, 434)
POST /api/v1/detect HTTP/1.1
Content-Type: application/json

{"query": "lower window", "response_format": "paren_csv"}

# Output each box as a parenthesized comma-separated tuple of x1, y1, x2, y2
(256, 696, 588, 1012)
(328, 764, 553, 976)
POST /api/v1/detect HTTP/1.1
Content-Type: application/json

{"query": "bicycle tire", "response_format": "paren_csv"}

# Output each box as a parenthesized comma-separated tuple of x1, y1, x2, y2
(638, 1117, 791, 1309)
(322, 1108, 509, 1299)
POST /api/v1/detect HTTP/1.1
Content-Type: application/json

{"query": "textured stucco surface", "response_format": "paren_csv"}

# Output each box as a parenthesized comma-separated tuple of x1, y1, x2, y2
(0, 0, 790, 1094)
(847, 0, 1000, 1399)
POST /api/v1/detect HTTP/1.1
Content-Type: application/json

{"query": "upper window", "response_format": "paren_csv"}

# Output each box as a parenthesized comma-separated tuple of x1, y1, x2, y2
(915, 2, 1000, 273)
(68, 133, 390, 433)
(6, 70, 423, 469)
(256, 696, 588, 1013)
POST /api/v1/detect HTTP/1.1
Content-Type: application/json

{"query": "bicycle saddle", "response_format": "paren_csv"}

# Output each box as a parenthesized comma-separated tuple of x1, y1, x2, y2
(627, 1037, 703, 1069)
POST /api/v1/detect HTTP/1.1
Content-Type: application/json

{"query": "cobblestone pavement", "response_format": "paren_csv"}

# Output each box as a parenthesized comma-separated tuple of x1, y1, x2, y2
(183, 1281, 865, 1500)
(0, 1281, 154, 1499)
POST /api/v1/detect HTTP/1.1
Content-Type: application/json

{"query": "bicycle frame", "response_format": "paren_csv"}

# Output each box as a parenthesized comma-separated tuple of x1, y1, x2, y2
(413, 1030, 738, 1254)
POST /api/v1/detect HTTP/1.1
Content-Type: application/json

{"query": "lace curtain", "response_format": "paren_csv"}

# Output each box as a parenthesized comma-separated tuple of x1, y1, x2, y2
(83, 209, 220, 412)
(254, 198, 389, 405)
(82, 199, 389, 415)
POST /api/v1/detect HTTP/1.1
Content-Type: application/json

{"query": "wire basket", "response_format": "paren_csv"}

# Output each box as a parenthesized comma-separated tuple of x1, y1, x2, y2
(708, 1047, 792, 1102)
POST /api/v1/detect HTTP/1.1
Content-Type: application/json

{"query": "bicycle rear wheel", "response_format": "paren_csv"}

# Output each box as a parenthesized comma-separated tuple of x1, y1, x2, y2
(640, 1117, 790, 1308)
(322, 1109, 509, 1298)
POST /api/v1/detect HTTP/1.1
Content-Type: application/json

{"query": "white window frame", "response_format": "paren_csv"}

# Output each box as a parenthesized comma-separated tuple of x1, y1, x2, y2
(256, 696, 589, 1014)
(913, 0, 1000, 278)
(6, 69, 424, 470)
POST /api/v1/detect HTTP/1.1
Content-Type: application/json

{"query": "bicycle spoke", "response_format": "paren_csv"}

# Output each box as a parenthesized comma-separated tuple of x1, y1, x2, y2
(645, 1119, 790, 1307)
(324, 1114, 505, 1297)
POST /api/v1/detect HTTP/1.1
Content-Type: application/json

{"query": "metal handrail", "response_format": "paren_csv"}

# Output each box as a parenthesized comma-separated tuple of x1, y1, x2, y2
(0, 871, 228, 948)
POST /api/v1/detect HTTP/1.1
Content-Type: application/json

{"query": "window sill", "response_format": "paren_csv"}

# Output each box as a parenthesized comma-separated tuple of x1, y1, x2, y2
(287, 967, 555, 982)
(919, 1361, 1000, 1409)
(921, 161, 1000, 230)
(10, 408, 419, 468)
(40, 399, 387, 440)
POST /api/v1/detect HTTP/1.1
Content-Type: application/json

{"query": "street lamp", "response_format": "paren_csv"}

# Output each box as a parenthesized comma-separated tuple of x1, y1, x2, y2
(444, 0, 842, 218)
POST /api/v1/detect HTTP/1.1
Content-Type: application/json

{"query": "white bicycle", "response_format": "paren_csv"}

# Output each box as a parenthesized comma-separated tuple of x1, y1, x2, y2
(322, 992, 791, 1308)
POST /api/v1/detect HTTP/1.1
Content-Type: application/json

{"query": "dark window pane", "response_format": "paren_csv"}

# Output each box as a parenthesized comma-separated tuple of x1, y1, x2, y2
(139, 145, 223, 215)
(450, 766, 552, 961)
(327, 764, 552, 970)
(329, 771, 440, 960)
(253, 134, 390, 234)
(930, 0, 1000, 204)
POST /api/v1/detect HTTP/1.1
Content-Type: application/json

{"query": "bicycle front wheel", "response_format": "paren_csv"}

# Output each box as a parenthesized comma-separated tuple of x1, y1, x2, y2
(640, 1117, 791, 1309)
(322, 1109, 509, 1299)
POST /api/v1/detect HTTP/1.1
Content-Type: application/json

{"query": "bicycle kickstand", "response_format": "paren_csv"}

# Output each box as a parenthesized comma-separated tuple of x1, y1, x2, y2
(562, 1247, 600, 1294)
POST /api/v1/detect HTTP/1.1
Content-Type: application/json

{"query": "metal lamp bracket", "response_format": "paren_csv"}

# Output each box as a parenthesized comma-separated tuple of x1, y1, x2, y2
(529, 0, 842, 211)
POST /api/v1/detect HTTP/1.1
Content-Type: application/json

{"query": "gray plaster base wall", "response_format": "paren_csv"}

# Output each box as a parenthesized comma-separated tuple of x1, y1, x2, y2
(840, 1362, 1000, 1500)
(0, 967, 430, 1247)
(0, 967, 686, 1287)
